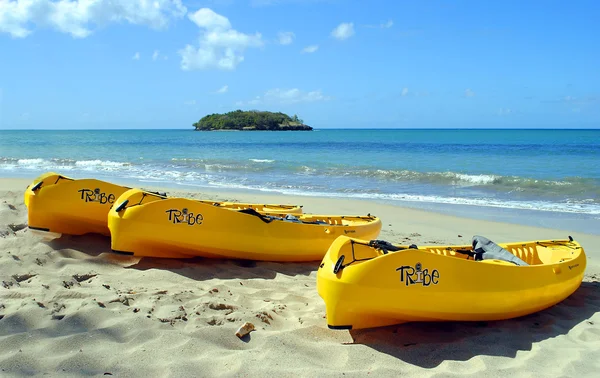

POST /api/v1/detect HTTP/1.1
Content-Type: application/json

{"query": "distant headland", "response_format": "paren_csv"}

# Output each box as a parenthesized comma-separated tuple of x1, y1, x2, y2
(193, 110, 313, 131)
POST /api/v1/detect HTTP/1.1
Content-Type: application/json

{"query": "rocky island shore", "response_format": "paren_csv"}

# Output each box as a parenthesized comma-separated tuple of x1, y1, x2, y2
(193, 110, 313, 131)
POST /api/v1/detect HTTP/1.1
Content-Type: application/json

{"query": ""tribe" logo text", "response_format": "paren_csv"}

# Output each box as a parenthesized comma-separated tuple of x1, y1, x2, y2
(396, 262, 440, 287)
(166, 208, 204, 226)
(78, 188, 116, 205)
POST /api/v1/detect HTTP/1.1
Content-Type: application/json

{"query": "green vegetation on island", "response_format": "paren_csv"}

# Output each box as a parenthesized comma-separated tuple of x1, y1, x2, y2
(193, 110, 313, 131)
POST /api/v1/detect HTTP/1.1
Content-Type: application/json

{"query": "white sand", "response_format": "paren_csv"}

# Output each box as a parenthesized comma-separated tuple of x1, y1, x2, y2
(1, 178, 599, 377)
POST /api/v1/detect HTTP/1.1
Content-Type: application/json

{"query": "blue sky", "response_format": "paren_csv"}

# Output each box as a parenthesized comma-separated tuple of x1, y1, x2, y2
(0, 0, 598, 129)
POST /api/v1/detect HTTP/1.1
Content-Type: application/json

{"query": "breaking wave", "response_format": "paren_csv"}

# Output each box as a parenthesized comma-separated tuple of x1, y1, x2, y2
(1, 156, 599, 213)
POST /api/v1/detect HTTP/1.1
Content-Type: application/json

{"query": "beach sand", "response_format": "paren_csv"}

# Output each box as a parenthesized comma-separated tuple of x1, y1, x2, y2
(1, 177, 599, 377)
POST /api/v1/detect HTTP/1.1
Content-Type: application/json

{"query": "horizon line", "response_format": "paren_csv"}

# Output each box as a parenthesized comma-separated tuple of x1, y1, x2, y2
(1, 127, 599, 131)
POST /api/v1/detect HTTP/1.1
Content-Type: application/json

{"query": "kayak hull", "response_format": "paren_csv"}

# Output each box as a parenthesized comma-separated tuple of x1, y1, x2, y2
(108, 189, 382, 261)
(24, 172, 128, 236)
(317, 235, 586, 330)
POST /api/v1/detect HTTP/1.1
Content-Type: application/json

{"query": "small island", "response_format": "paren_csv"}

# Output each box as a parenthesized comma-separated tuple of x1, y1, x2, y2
(193, 110, 313, 131)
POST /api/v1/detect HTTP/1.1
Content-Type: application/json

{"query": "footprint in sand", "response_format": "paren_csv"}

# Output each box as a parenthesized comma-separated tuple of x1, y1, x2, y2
(51, 303, 66, 320)
(8, 224, 27, 232)
(62, 280, 75, 289)
(2, 281, 15, 289)
(12, 273, 37, 283)
(158, 306, 188, 325)
(108, 296, 133, 306)
(208, 303, 237, 315)
(207, 318, 223, 326)
(72, 273, 97, 283)
(255, 311, 273, 325)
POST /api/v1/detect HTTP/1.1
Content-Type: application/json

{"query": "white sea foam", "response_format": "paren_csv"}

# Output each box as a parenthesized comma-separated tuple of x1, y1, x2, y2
(1, 156, 598, 215)
(204, 164, 235, 172)
(250, 159, 275, 163)
(17, 158, 44, 164)
(287, 190, 600, 215)
(452, 173, 498, 185)
(171, 158, 202, 162)
(184, 180, 600, 215)
(0, 157, 136, 176)
(74, 160, 130, 168)
(8, 158, 76, 171)
(298, 166, 317, 174)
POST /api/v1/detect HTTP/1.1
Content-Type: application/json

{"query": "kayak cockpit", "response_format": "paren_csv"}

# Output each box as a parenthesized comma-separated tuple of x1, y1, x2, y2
(335, 236, 582, 269)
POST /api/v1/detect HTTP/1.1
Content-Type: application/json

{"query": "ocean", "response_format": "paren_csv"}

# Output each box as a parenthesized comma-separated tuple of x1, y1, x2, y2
(1, 129, 599, 234)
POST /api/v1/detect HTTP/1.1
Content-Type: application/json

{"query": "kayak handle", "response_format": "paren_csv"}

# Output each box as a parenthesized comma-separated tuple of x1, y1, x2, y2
(31, 181, 43, 192)
(333, 255, 345, 274)
(114, 199, 129, 212)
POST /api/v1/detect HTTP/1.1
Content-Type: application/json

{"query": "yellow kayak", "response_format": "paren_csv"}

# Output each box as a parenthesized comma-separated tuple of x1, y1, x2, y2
(23, 172, 303, 237)
(108, 189, 382, 261)
(317, 235, 586, 330)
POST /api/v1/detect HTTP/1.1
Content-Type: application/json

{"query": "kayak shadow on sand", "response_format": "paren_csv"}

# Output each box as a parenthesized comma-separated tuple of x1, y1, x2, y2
(43, 233, 319, 280)
(346, 281, 600, 368)
(124, 256, 319, 281)
(44, 233, 113, 258)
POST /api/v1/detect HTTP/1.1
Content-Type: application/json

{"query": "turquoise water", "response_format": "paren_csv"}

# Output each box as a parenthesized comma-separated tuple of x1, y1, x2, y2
(1, 129, 599, 232)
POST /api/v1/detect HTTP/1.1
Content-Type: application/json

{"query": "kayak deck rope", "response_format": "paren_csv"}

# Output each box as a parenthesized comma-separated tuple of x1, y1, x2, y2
(536, 240, 580, 250)
(237, 208, 275, 223)
(333, 240, 417, 273)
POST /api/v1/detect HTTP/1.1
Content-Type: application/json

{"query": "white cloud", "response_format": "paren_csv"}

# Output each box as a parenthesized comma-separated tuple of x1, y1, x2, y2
(184, 100, 196, 105)
(188, 7, 230, 29)
(151, 49, 168, 60)
(237, 88, 331, 106)
(365, 20, 393, 29)
(301, 44, 318, 53)
(401, 87, 408, 96)
(0, 0, 34, 37)
(497, 108, 512, 115)
(277, 31, 294, 45)
(179, 8, 264, 71)
(465, 88, 475, 97)
(0, 0, 187, 38)
(331, 22, 354, 40)
(132, 52, 140, 60)
(236, 97, 261, 106)
(215, 85, 228, 94)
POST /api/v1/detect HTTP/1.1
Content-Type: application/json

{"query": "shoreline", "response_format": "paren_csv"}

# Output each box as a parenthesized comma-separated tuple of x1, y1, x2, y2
(4, 172, 599, 235)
